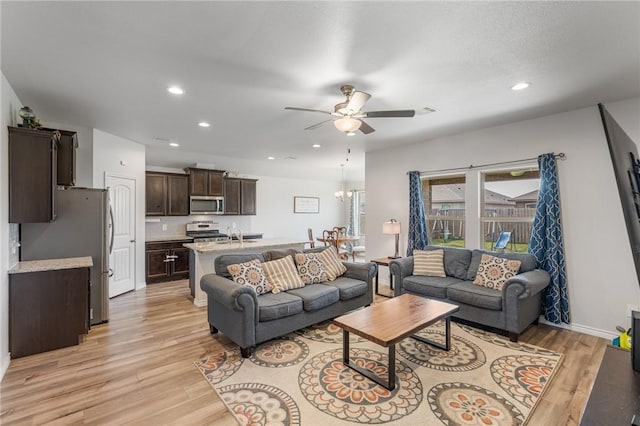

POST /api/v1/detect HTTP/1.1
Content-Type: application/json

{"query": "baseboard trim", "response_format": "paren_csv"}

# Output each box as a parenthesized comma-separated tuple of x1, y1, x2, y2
(539, 318, 616, 341)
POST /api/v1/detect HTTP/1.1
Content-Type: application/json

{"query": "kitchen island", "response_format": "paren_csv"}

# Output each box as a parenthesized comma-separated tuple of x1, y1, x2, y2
(184, 238, 308, 307)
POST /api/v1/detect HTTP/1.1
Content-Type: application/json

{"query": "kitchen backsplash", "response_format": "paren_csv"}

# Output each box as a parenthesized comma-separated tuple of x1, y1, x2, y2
(145, 216, 253, 239)
(9, 223, 19, 267)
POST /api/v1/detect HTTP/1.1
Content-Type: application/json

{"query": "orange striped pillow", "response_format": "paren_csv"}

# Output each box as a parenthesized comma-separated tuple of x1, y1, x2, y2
(262, 255, 304, 293)
(413, 249, 446, 277)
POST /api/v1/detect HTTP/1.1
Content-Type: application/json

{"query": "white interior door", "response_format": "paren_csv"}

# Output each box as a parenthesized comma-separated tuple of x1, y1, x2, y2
(107, 175, 136, 298)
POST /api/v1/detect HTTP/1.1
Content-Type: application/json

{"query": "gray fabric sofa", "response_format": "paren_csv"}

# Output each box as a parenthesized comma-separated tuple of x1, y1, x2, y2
(200, 248, 377, 357)
(389, 246, 550, 341)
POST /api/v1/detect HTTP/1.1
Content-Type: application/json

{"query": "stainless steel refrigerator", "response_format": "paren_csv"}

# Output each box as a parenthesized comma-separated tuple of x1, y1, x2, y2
(21, 187, 112, 325)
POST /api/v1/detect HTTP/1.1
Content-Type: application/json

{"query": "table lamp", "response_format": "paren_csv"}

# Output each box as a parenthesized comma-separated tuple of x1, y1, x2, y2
(383, 219, 401, 258)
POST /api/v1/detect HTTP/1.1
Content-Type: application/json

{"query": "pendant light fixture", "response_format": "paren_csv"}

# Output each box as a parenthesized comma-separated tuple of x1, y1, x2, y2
(335, 164, 353, 201)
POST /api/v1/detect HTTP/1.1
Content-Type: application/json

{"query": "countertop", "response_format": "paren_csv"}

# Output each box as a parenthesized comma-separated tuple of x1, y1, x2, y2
(8, 256, 93, 274)
(146, 235, 194, 243)
(184, 238, 307, 253)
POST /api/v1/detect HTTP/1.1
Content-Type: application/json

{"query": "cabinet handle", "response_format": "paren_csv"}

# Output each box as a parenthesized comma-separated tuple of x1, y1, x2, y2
(163, 259, 174, 263)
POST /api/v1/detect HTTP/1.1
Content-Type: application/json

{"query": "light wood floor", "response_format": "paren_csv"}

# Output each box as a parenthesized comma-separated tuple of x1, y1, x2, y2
(0, 280, 607, 425)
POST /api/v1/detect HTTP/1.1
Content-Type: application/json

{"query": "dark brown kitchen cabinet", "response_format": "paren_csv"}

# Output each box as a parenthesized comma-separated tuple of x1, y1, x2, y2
(41, 127, 77, 186)
(8, 126, 57, 223)
(186, 168, 224, 196)
(145, 172, 189, 216)
(146, 240, 191, 283)
(224, 178, 257, 215)
(9, 267, 90, 358)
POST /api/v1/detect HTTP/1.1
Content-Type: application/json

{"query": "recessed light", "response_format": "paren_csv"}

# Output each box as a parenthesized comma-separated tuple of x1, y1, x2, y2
(511, 82, 531, 91)
(267, 156, 275, 160)
(169, 142, 180, 147)
(167, 86, 184, 95)
(198, 121, 210, 128)
(312, 144, 321, 148)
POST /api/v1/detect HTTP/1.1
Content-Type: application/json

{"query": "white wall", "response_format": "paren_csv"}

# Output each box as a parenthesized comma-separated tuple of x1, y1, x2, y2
(366, 98, 640, 339)
(93, 129, 146, 289)
(0, 72, 22, 379)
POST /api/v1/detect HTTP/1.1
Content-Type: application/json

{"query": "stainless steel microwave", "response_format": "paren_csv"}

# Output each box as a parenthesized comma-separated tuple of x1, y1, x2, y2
(190, 196, 224, 215)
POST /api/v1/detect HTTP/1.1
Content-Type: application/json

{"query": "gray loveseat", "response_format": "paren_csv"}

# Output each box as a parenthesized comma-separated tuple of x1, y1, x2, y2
(201, 248, 377, 357)
(390, 246, 550, 341)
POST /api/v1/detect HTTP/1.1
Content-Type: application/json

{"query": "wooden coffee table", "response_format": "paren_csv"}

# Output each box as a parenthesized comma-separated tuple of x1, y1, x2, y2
(333, 294, 459, 390)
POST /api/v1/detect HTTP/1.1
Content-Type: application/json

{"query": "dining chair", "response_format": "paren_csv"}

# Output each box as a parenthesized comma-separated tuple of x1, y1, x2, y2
(323, 229, 348, 259)
(307, 228, 315, 249)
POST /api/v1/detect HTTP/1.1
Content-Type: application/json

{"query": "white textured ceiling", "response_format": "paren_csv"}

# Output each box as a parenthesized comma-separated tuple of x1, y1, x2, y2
(2, 1, 639, 180)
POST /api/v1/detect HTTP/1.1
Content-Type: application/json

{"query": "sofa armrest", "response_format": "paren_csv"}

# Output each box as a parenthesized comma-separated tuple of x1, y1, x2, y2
(389, 257, 414, 296)
(343, 261, 377, 283)
(503, 269, 551, 300)
(200, 273, 259, 314)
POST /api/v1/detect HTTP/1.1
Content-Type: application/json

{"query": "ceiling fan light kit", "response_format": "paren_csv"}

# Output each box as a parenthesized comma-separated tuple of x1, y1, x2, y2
(285, 84, 416, 135)
(334, 117, 362, 134)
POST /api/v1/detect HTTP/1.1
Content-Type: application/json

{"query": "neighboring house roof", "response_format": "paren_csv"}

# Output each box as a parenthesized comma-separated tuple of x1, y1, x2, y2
(431, 185, 515, 207)
(510, 190, 539, 203)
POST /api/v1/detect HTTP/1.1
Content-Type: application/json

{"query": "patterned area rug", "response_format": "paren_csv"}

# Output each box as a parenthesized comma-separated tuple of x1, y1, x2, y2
(195, 321, 562, 425)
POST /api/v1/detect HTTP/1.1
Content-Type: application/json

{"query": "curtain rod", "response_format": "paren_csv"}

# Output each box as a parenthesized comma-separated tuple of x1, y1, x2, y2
(407, 152, 566, 176)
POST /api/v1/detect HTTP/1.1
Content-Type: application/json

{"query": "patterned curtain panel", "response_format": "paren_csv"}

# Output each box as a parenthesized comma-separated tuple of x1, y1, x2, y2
(529, 153, 570, 324)
(407, 171, 429, 256)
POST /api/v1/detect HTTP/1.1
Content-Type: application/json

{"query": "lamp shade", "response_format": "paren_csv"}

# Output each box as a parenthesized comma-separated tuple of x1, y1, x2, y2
(334, 117, 362, 134)
(382, 220, 401, 235)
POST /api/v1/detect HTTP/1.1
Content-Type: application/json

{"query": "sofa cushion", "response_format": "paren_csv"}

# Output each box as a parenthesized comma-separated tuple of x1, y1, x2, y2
(317, 247, 347, 280)
(257, 292, 303, 322)
(403, 275, 465, 299)
(215, 253, 265, 279)
(227, 259, 272, 294)
(413, 249, 446, 277)
(466, 249, 537, 281)
(262, 255, 304, 293)
(473, 254, 522, 291)
(287, 284, 340, 312)
(424, 246, 472, 280)
(324, 276, 368, 300)
(447, 281, 503, 311)
(294, 253, 330, 284)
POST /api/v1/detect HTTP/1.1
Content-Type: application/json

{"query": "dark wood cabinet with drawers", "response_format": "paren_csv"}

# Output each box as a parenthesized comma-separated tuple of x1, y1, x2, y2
(224, 178, 257, 215)
(145, 240, 191, 283)
(186, 168, 225, 196)
(145, 172, 189, 216)
(9, 267, 90, 358)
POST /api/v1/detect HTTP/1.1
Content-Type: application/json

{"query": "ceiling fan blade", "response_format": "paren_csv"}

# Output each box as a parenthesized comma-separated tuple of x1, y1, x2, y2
(358, 120, 375, 134)
(345, 91, 371, 113)
(304, 119, 333, 130)
(285, 107, 332, 115)
(364, 110, 416, 118)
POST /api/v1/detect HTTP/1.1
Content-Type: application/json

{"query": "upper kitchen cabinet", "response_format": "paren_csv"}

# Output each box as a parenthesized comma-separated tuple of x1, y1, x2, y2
(145, 172, 189, 216)
(224, 178, 257, 215)
(186, 168, 224, 196)
(41, 127, 77, 186)
(8, 126, 57, 223)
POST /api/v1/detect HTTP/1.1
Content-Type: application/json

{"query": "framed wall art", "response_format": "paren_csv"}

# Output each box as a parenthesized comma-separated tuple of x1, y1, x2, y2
(294, 196, 319, 213)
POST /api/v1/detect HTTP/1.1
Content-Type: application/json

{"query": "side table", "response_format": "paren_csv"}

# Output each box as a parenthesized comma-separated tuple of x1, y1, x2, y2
(371, 257, 400, 297)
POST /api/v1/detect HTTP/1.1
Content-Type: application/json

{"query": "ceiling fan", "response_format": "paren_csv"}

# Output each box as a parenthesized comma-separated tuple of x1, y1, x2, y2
(285, 85, 415, 135)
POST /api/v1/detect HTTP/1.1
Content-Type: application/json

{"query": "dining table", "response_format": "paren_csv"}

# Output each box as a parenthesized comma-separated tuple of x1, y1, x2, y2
(316, 235, 361, 246)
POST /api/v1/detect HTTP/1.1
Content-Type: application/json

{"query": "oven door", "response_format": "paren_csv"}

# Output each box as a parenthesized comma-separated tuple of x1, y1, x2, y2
(190, 196, 224, 215)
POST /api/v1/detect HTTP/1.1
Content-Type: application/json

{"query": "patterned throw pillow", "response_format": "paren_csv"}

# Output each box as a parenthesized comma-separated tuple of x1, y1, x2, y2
(262, 255, 305, 293)
(226, 259, 272, 295)
(413, 249, 446, 277)
(473, 254, 522, 291)
(294, 253, 329, 284)
(316, 247, 347, 281)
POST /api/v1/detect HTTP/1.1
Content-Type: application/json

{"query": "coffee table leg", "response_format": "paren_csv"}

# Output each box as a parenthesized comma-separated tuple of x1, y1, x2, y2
(411, 317, 453, 351)
(341, 330, 396, 391)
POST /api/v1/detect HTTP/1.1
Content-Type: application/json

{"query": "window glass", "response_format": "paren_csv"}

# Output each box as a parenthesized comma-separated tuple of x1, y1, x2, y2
(352, 190, 365, 236)
(482, 169, 540, 252)
(423, 176, 466, 248)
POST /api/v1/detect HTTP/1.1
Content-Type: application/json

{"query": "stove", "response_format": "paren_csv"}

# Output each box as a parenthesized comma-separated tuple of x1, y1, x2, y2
(186, 221, 228, 243)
